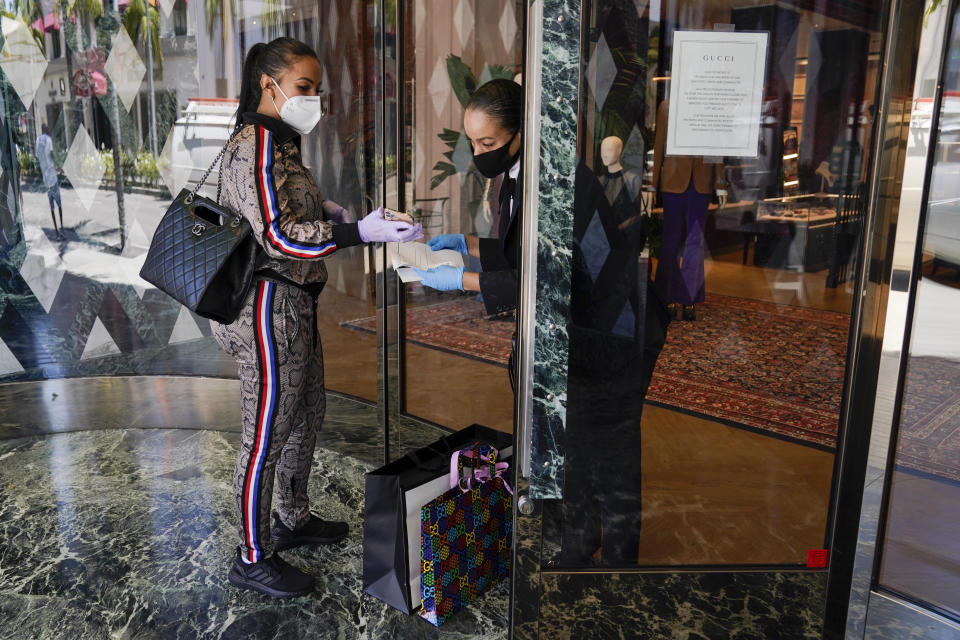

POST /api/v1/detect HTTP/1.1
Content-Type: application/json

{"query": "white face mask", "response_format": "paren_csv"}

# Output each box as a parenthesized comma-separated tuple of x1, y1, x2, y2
(270, 77, 323, 135)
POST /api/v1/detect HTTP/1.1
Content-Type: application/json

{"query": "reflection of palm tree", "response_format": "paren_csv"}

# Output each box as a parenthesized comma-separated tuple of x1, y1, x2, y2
(62, 0, 127, 250)
(14, 1, 47, 53)
(260, 0, 284, 37)
(13, 1, 49, 156)
(122, 0, 162, 157)
(203, 0, 237, 97)
(60, 0, 104, 144)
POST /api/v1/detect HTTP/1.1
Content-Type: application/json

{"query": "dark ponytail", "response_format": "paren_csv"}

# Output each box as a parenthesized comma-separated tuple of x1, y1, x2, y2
(466, 78, 522, 133)
(235, 37, 320, 130)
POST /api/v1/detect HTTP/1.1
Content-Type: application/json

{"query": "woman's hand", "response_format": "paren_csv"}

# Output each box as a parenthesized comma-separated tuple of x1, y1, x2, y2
(413, 266, 464, 291)
(358, 207, 423, 243)
(426, 234, 467, 254)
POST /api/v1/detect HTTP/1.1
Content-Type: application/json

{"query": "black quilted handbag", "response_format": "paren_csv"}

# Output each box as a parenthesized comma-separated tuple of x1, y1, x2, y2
(139, 134, 259, 324)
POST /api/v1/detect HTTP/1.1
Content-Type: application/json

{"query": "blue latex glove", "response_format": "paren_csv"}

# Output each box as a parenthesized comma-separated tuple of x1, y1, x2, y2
(427, 233, 467, 254)
(413, 266, 464, 291)
(322, 199, 350, 223)
(358, 207, 424, 243)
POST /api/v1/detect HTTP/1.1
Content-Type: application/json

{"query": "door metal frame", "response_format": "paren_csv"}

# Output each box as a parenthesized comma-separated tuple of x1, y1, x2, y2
(378, 0, 534, 462)
(515, 0, 544, 481)
(839, 0, 960, 634)
(376, 0, 446, 464)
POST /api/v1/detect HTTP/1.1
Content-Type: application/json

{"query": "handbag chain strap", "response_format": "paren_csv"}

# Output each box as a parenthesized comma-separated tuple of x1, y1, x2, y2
(185, 126, 245, 206)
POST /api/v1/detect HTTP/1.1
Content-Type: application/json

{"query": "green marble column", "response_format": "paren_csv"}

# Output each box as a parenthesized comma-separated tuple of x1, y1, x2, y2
(527, 0, 581, 499)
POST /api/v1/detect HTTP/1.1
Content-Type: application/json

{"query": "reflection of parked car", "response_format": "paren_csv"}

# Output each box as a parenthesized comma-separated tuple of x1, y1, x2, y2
(908, 96, 960, 274)
(925, 196, 960, 273)
(161, 98, 238, 196)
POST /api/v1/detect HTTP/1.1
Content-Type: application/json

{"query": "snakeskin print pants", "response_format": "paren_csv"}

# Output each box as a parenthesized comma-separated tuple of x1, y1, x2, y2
(212, 279, 325, 563)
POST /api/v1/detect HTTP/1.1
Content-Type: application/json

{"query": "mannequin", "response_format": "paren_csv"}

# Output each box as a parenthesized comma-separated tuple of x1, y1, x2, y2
(651, 100, 727, 321)
(601, 135, 624, 172)
(599, 136, 647, 222)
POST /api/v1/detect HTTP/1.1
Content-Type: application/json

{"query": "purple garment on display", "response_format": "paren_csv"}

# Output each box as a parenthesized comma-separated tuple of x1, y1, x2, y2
(655, 180, 709, 305)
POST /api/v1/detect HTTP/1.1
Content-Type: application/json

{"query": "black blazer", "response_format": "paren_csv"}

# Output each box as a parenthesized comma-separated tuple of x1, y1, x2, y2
(477, 172, 522, 315)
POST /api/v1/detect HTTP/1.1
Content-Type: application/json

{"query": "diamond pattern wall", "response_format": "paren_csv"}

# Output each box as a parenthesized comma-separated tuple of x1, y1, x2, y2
(414, 133, 425, 183)
(0, 16, 48, 108)
(330, 130, 343, 185)
(19, 240, 65, 313)
(168, 306, 203, 344)
(428, 57, 450, 120)
(81, 317, 121, 360)
(415, 0, 426, 41)
(498, 3, 518, 52)
(453, 0, 475, 49)
(451, 132, 474, 174)
(340, 66, 353, 115)
(0, 332, 24, 375)
(158, 127, 191, 198)
(479, 65, 494, 86)
(327, 1, 339, 48)
(586, 34, 617, 111)
(104, 27, 146, 112)
(622, 124, 647, 176)
(581, 211, 610, 283)
(62, 127, 107, 213)
(0, 256, 226, 382)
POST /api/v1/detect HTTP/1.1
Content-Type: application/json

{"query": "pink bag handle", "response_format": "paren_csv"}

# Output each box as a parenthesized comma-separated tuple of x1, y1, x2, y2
(449, 444, 513, 495)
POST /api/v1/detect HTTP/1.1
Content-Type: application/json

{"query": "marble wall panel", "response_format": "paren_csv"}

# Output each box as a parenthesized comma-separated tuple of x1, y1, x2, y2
(528, 0, 581, 499)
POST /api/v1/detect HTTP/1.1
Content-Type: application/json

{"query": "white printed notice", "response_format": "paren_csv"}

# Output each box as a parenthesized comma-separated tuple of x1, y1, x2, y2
(667, 30, 768, 158)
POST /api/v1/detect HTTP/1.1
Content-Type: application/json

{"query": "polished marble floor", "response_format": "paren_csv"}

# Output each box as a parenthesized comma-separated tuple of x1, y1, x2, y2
(0, 378, 507, 640)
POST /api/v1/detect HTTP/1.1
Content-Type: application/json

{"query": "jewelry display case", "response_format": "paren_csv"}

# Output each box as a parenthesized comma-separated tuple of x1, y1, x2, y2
(754, 193, 839, 271)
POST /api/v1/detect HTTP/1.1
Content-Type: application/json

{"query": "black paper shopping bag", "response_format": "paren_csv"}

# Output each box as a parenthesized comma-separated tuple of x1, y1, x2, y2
(362, 424, 513, 614)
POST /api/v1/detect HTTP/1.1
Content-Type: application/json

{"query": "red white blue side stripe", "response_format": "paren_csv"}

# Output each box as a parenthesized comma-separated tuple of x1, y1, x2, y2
(242, 281, 278, 562)
(255, 127, 337, 258)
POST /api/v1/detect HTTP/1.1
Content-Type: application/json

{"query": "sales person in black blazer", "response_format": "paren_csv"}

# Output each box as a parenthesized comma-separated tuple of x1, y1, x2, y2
(414, 79, 522, 316)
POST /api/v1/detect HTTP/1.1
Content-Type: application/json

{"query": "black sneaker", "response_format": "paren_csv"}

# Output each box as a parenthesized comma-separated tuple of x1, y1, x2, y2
(227, 548, 314, 598)
(272, 512, 349, 550)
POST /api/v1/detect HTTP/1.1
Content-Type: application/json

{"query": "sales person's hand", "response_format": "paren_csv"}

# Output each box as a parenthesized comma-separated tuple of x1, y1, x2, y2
(322, 199, 351, 223)
(426, 234, 467, 254)
(716, 189, 727, 210)
(413, 266, 464, 291)
(358, 207, 424, 243)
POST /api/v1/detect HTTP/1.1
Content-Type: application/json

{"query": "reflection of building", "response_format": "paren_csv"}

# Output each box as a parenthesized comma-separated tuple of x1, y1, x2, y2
(29, 0, 203, 152)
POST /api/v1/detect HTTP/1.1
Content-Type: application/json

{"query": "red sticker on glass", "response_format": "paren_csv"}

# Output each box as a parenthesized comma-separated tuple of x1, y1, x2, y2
(807, 549, 829, 568)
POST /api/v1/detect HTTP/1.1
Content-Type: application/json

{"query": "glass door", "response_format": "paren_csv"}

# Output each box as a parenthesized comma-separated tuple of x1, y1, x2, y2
(845, 0, 960, 635)
(510, 0, 924, 636)
(379, 0, 525, 457)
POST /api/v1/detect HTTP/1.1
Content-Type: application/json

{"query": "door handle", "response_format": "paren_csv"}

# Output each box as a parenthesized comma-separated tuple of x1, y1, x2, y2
(517, 493, 536, 516)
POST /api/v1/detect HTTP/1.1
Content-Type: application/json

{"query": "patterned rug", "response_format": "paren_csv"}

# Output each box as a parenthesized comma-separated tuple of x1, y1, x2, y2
(341, 298, 514, 366)
(645, 295, 848, 448)
(342, 296, 960, 483)
(897, 356, 960, 483)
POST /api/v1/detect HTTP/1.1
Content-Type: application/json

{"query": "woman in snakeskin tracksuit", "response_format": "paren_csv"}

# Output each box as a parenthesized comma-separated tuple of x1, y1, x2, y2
(213, 38, 422, 598)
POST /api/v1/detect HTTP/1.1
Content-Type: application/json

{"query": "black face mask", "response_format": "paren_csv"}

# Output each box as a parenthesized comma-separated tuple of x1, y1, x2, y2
(472, 129, 521, 179)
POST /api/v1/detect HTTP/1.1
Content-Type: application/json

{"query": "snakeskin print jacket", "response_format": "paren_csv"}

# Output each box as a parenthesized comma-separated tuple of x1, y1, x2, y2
(218, 112, 363, 287)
